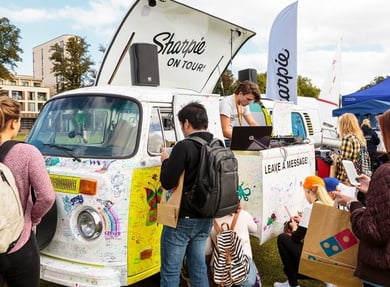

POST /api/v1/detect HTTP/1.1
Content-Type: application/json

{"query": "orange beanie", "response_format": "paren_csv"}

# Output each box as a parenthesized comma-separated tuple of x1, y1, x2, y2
(303, 176, 325, 190)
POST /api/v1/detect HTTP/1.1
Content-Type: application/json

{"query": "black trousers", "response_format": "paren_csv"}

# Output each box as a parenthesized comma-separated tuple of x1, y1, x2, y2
(0, 232, 40, 287)
(277, 233, 310, 286)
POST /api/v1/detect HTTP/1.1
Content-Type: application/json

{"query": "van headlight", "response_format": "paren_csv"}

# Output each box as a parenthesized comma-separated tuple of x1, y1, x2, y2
(77, 209, 102, 240)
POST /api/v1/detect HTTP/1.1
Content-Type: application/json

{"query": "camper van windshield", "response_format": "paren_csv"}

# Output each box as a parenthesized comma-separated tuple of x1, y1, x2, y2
(27, 95, 141, 158)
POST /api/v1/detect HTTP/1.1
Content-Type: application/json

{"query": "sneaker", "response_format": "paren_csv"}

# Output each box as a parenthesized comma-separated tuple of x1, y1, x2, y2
(274, 281, 300, 287)
(274, 281, 289, 287)
(326, 284, 337, 287)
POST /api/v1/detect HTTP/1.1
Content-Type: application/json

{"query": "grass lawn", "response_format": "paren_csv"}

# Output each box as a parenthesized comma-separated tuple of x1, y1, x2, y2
(40, 237, 325, 287)
(252, 237, 325, 287)
(15, 132, 28, 141)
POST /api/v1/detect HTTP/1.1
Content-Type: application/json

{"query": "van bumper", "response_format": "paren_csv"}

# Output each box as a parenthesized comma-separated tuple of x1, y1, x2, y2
(40, 254, 121, 287)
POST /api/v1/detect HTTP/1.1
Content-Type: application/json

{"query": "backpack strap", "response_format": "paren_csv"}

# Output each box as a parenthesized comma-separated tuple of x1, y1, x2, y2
(213, 209, 241, 234)
(187, 135, 208, 146)
(230, 209, 241, 231)
(0, 140, 22, 162)
(188, 136, 224, 147)
(0, 140, 36, 203)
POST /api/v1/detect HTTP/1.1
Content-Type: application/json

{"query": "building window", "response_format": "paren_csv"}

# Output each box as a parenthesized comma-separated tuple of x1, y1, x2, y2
(22, 81, 29, 86)
(29, 91, 35, 100)
(37, 92, 47, 101)
(29, 102, 36, 112)
(33, 82, 41, 87)
(12, 91, 22, 100)
(9, 81, 16, 86)
(38, 103, 44, 111)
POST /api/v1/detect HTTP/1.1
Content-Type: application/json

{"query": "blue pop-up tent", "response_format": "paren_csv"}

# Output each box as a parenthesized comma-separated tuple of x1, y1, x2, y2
(333, 99, 390, 127)
(341, 77, 390, 106)
(333, 99, 390, 116)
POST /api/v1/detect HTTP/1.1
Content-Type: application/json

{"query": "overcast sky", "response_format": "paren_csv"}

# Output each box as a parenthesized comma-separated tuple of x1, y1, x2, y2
(1, 0, 390, 96)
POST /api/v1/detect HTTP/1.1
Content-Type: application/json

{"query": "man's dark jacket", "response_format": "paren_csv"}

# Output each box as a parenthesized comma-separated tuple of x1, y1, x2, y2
(349, 161, 390, 285)
(160, 131, 213, 218)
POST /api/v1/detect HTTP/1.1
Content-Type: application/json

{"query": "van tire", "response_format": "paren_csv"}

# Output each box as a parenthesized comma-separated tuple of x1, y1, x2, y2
(36, 200, 57, 250)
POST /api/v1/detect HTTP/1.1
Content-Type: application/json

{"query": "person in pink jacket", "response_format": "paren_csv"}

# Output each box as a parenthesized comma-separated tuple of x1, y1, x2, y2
(0, 97, 55, 287)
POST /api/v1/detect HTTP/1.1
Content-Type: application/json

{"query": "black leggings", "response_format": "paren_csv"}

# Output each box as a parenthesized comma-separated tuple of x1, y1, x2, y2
(277, 233, 310, 286)
(0, 232, 40, 287)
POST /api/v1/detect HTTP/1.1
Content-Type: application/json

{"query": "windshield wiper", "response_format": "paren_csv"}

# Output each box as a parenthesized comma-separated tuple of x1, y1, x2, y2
(43, 144, 82, 162)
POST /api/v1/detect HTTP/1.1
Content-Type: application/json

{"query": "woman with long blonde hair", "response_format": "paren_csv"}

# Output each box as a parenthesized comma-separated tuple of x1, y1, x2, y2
(335, 113, 371, 184)
(274, 176, 334, 287)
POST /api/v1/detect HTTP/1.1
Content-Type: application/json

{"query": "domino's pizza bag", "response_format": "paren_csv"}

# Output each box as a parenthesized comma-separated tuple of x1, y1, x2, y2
(298, 202, 362, 287)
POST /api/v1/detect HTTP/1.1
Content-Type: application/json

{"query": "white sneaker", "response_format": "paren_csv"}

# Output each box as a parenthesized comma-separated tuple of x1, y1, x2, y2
(274, 281, 290, 287)
(273, 281, 300, 287)
(326, 284, 337, 287)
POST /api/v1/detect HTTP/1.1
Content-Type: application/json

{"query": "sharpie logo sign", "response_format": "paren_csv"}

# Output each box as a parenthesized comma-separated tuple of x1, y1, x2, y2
(153, 32, 207, 72)
(274, 48, 293, 101)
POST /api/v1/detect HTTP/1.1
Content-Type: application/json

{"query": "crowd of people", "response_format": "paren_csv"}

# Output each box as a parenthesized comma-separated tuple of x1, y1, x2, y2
(1, 80, 389, 287)
(158, 88, 389, 287)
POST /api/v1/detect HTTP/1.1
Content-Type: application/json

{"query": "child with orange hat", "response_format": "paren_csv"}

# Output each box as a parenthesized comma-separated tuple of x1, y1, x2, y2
(273, 176, 334, 287)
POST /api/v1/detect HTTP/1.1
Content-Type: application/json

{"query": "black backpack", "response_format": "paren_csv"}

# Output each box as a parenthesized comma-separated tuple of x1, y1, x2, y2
(186, 136, 239, 218)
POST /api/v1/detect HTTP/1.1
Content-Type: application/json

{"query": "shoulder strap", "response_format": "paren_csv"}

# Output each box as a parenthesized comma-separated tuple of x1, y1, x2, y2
(187, 136, 208, 146)
(230, 209, 240, 231)
(188, 136, 224, 148)
(0, 140, 22, 162)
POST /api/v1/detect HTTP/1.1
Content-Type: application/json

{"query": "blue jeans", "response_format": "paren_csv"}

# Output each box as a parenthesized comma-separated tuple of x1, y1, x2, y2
(240, 259, 258, 287)
(160, 217, 213, 287)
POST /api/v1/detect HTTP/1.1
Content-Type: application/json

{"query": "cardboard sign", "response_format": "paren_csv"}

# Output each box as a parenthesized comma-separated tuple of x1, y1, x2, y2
(157, 172, 184, 228)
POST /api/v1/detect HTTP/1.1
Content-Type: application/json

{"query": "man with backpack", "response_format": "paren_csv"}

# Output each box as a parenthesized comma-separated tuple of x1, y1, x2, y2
(159, 102, 215, 287)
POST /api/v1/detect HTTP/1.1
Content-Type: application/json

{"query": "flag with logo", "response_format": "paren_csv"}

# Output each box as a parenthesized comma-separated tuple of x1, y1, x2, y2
(266, 1, 298, 104)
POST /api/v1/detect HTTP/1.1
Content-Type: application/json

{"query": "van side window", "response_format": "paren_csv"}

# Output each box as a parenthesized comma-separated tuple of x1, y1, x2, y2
(148, 108, 164, 154)
(291, 112, 307, 138)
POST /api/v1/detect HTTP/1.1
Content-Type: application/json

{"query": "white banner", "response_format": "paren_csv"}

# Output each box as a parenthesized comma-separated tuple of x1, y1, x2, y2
(266, 1, 298, 104)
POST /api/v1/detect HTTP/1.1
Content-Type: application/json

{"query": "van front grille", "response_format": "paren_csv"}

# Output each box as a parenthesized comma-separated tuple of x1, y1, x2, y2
(49, 174, 80, 194)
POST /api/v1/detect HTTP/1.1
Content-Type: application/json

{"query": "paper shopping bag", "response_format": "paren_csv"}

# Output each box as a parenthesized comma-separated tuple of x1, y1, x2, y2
(299, 202, 362, 287)
(157, 172, 184, 228)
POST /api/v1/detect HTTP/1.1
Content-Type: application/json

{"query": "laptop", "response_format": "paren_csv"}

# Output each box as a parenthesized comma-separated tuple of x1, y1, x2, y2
(230, 126, 273, 151)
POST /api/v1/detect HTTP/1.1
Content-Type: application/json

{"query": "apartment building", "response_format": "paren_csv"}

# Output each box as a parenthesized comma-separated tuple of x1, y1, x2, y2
(33, 34, 75, 95)
(0, 75, 49, 130)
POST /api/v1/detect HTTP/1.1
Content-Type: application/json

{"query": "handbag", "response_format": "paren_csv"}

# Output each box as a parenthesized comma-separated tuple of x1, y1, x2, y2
(157, 172, 184, 228)
(298, 202, 362, 287)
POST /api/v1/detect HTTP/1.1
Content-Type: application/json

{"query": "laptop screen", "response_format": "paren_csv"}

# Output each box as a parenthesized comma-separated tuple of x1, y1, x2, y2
(230, 126, 273, 151)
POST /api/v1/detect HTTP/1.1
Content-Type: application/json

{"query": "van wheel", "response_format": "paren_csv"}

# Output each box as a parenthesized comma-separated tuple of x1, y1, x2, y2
(36, 200, 57, 250)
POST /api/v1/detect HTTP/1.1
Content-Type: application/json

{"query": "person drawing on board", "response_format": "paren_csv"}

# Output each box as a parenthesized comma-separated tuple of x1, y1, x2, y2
(219, 80, 261, 147)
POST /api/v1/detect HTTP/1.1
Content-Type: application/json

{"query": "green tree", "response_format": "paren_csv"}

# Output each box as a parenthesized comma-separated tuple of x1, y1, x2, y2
(257, 73, 267, 94)
(50, 36, 94, 93)
(359, 76, 386, 91)
(213, 69, 235, 96)
(297, 75, 320, 98)
(0, 17, 23, 80)
(214, 70, 320, 99)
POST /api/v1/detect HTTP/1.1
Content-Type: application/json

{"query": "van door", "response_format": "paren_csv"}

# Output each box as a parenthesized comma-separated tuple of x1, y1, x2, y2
(126, 104, 175, 284)
(172, 94, 223, 140)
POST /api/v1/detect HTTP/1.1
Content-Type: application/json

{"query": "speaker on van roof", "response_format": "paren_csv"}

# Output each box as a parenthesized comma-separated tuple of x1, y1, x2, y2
(238, 68, 258, 84)
(130, 43, 160, 86)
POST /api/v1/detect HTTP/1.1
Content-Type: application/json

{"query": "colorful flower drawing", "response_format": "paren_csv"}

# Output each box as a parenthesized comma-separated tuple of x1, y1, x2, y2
(144, 173, 163, 225)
